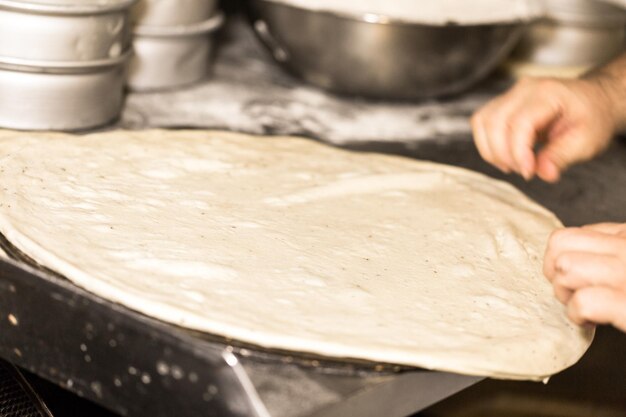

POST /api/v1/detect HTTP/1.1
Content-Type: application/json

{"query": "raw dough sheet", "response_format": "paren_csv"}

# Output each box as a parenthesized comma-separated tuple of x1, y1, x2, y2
(0, 129, 593, 380)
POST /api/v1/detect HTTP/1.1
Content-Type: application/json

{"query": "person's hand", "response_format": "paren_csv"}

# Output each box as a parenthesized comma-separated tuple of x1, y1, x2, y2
(544, 223, 626, 332)
(471, 77, 619, 182)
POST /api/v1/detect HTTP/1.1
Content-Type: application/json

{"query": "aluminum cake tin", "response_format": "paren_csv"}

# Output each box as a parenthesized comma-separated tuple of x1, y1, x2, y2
(128, 12, 224, 91)
(0, 51, 130, 131)
(0, 0, 136, 13)
(0, 0, 136, 62)
(132, 0, 219, 27)
(516, 0, 626, 67)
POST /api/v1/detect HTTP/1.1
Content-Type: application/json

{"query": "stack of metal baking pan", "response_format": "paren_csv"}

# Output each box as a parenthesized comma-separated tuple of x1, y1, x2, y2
(0, 0, 136, 131)
(128, 0, 224, 91)
(516, 0, 626, 68)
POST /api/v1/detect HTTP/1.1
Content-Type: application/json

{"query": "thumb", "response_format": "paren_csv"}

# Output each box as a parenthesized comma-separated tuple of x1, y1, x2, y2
(535, 131, 598, 183)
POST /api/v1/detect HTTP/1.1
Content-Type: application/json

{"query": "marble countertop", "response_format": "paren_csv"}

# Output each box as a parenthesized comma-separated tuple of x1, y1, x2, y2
(120, 18, 509, 146)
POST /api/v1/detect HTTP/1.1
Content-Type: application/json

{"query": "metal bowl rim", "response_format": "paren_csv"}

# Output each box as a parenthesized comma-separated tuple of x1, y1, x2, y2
(0, 0, 137, 15)
(252, 0, 537, 27)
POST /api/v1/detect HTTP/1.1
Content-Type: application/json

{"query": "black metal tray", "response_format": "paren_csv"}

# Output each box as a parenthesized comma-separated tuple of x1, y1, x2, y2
(0, 234, 482, 417)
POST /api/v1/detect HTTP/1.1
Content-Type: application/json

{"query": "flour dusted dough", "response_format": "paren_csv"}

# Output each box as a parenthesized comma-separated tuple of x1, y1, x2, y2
(0, 130, 592, 380)
(266, 0, 544, 25)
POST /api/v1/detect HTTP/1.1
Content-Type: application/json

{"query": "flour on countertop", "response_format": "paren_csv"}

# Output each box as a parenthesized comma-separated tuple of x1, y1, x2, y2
(120, 19, 506, 145)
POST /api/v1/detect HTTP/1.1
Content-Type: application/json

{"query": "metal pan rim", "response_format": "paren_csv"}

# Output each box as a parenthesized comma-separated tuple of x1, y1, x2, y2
(0, 50, 132, 73)
(134, 12, 224, 37)
(0, 0, 137, 15)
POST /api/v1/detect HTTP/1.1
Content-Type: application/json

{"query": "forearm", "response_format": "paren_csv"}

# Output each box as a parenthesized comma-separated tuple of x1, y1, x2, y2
(584, 52, 626, 132)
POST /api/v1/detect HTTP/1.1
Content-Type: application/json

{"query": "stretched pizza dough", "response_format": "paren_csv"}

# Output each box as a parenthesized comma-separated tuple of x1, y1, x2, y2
(0, 130, 592, 380)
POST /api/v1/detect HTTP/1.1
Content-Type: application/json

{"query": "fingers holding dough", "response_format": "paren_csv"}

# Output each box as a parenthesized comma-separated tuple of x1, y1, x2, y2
(553, 251, 626, 291)
(544, 228, 626, 279)
(583, 223, 626, 236)
(568, 287, 626, 332)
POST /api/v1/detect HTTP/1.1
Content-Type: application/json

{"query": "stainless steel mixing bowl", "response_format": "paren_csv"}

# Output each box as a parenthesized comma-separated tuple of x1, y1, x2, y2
(247, 0, 526, 99)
